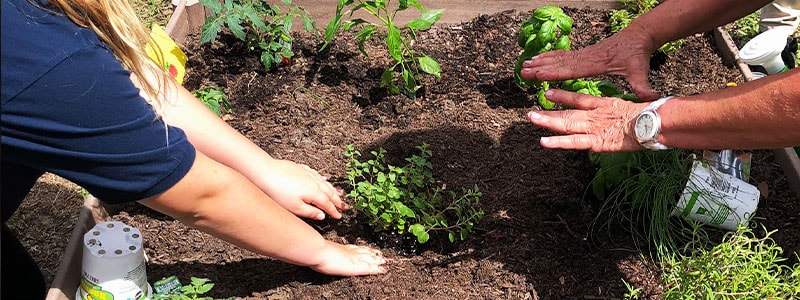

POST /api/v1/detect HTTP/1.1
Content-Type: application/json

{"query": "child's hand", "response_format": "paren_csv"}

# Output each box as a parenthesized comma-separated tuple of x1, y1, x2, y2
(310, 241, 387, 276)
(259, 159, 347, 220)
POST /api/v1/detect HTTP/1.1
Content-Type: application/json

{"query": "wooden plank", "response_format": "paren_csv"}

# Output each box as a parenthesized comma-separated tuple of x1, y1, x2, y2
(45, 196, 108, 300)
(294, 0, 621, 27)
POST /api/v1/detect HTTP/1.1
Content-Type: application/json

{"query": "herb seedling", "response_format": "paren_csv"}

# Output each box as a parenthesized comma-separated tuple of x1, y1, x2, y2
(662, 225, 800, 299)
(514, 6, 572, 109)
(320, 0, 443, 98)
(152, 277, 219, 300)
(192, 86, 231, 116)
(344, 143, 483, 244)
(515, 6, 639, 109)
(198, 0, 317, 71)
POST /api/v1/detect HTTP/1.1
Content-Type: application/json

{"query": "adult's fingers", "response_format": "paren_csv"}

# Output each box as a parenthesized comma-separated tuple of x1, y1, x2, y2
(626, 70, 661, 102)
(527, 110, 593, 136)
(538, 134, 599, 151)
(521, 49, 611, 82)
(520, 50, 583, 82)
(542, 89, 602, 110)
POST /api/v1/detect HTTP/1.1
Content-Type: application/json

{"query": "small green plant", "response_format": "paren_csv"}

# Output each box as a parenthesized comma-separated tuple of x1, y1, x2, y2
(152, 277, 218, 300)
(321, 0, 443, 98)
(514, 6, 636, 109)
(621, 278, 643, 300)
(662, 225, 800, 299)
(198, 0, 317, 71)
(344, 143, 483, 243)
(588, 149, 705, 258)
(192, 86, 231, 116)
(514, 6, 572, 108)
(609, 0, 684, 53)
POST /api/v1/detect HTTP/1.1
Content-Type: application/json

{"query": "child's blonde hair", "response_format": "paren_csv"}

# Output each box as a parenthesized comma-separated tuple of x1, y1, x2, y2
(45, 0, 171, 115)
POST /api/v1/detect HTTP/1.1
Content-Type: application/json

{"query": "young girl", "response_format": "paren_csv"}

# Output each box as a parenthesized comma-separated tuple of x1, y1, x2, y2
(1, 0, 386, 297)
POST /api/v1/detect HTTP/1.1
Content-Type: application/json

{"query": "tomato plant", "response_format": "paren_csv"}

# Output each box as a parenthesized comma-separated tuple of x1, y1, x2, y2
(198, 0, 317, 71)
(321, 0, 443, 99)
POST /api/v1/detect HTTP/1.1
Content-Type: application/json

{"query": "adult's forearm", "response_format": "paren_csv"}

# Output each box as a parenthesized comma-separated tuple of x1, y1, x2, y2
(659, 69, 800, 150)
(628, 0, 773, 50)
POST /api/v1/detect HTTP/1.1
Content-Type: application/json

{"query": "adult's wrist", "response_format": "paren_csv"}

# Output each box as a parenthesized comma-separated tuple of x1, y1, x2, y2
(624, 20, 662, 54)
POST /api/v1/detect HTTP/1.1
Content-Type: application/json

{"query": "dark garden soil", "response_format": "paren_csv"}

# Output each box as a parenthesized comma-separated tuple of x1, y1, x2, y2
(8, 7, 800, 300)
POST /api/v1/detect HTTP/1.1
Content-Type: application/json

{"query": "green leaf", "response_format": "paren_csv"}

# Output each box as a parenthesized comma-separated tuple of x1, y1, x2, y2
(386, 25, 403, 61)
(596, 80, 622, 97)
(537, 89, 555, 109)
(555, 15, 573, 34)
(200, 21, 223, 43)
(302, 16, 314, 32)
(402, 69, 417, 95)
(226, 14, 246, 40)
(260, 51, 275, 70)
(398, 0, 408, 10)
(417, 55, 441, 77)
(336, 0, 354, 12)
(387, 188, 400, 199)
(355, 25, 377, 56)
(409, 224, 429, 243)
(242, 9, 267, 31)
(406, 0, 424, 11)
(343, 19, 368, 31)
(533, 6, 561, 21)
(196, 283, 214, 294)
(381, 67, 394, 87)
(396, 202, 416, 217)
(320, 14, 344, 50)
(517, 24, 535, 48)
(406, 9, 444, 30)
(198, 0, 222, 13)
(554, 35, 570, 50)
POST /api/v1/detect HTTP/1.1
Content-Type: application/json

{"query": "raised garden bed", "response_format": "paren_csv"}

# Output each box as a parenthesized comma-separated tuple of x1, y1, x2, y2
(41, 1, 800, 299)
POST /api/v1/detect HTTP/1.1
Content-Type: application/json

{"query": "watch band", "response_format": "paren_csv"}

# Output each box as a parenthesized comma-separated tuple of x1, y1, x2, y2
(639, 96, 673, 150)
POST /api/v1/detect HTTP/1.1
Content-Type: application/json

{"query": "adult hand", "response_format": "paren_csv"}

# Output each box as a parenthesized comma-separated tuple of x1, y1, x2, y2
(526, 89, 649, 152)
(310, 241, 387, 276)
(520, 25, 661, 101)
(259, 159, 347, 220)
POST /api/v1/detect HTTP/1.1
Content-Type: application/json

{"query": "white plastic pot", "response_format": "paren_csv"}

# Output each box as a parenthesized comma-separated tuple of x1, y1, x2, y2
(76, 221, 152, 300)
(739, 28, 791, 75)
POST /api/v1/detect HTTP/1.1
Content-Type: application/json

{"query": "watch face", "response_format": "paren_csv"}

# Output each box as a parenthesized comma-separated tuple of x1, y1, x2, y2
(635, 113, 655, 139)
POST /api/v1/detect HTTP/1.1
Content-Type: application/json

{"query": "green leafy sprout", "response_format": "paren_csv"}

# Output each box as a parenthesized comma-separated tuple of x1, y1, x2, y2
(198, 0, 317, 71)
(192, 86, 231, 116)
(152, 277, 219, 300)
(344, 143, 484, 244)
(321, 0, 443, 99)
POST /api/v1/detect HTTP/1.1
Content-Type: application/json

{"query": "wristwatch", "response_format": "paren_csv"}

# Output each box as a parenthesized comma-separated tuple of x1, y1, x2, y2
(634, 96, 673, 150)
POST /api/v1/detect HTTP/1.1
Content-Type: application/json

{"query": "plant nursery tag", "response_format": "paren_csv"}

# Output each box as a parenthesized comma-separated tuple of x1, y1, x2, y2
(153, 275, 182, 295)
(673, 161, 760, 231)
